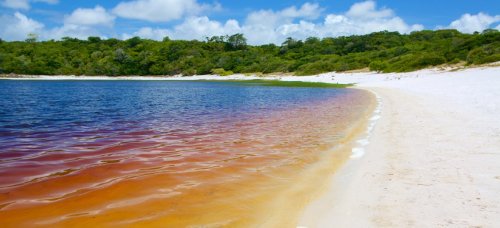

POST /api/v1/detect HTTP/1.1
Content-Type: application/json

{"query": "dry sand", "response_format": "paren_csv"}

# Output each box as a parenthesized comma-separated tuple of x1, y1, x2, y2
(299, 67, 500, 227)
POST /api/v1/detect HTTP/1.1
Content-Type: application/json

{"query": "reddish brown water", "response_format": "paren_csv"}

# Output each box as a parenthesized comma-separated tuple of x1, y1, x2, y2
(0, 82, 374, 227)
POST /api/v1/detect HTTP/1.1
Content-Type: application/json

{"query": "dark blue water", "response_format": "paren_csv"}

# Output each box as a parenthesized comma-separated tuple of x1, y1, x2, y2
(0, 80, 351, 156)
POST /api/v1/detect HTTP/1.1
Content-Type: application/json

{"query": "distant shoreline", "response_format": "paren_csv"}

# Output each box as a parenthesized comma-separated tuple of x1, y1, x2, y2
(1, 62, 498, 81)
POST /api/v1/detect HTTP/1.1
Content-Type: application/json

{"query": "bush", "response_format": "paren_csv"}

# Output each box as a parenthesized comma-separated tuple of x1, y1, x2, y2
(296, 62, 332, 75)
(467, 43, 500, 64)
(382, 53, 446, 72)
(182, 68, 197, 76)
(210, 68, 234, 76)
(369, 60, 388, 72)
(413, 53, 446, 67)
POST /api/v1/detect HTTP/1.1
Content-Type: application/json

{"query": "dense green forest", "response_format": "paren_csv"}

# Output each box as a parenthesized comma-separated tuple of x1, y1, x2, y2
(0, 29, 499, 76)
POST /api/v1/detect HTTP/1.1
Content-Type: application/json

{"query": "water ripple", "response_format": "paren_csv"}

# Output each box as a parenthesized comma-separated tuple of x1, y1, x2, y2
(0, 80, 372, 226)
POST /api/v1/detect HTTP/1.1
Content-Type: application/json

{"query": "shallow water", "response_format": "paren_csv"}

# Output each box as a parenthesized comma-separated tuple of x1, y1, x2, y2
(0, 80, 373, 227)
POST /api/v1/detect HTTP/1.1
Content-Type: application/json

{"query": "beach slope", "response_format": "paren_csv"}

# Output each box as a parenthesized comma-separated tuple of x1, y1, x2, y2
(299, 67, 500, 227)
(2, 67, 499, 227)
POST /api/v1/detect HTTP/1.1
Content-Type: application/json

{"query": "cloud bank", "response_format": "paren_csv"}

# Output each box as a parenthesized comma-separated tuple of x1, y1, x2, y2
(125, 1, 425, 45)
(446, 13, 500, 33)
(1, 0, 58, 10)
(112, 0, 219, 22)
(0, 0, 499, 45)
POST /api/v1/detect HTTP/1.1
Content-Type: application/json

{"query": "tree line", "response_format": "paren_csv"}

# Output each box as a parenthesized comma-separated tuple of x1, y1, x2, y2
(0, 29, 499, 76)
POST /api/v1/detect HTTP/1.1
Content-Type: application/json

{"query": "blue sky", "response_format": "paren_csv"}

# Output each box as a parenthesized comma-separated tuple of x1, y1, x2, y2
(1, 0, 499, 44)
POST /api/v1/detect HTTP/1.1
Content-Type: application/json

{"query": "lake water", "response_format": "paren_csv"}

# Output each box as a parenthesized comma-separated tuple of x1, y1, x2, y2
(0, 80, 373, 227)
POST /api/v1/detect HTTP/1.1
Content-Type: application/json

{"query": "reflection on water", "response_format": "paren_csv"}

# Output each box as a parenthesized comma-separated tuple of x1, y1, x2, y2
(0, 80, 373, 227)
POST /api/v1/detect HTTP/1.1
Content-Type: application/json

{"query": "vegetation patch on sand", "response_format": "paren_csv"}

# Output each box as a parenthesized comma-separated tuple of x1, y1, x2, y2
(212, 79, 353, 88)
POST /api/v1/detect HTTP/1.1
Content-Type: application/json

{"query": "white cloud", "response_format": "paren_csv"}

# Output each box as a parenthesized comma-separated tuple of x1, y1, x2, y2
(0, 12, 44, 40)
(132, 1, 422, 45)
(129, 3, 323, 44)
(280, 2, 322, 19)
(320, 1, 424, 37)
(447, 13, 500, 33)
(1, 0, 58, 10)
(46, 24, 104, 40)
(346, 0, 392, 19)
(318, 0, 423, 37)
(245, 0, 422, 44)
(123, 16, 241, 41)
(245, 3, 322, 28)
(112, 0, 216, 22)
(0, 5, 114, 41)
(64, 6, 115, 27)
(124, 27, 170, 40)
(1, 0, 30, 9)
(170, 17, 241, 40)
(44, 6, 115, 39)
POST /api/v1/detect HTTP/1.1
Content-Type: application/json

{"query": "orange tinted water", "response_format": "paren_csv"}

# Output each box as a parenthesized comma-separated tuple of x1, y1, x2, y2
(0, 89, 374, 227)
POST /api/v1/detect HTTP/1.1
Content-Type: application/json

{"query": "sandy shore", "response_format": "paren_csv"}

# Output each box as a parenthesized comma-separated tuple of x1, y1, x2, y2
(299, 67, 500, 227)
(3, 67, 500, 226)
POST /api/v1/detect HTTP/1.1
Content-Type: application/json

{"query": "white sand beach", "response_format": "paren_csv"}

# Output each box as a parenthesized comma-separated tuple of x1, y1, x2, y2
(298, 67, 500, 227)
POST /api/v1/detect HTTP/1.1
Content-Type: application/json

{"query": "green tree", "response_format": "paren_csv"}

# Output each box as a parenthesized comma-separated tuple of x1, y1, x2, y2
(227, 33, 247, 50)
(369, 60, 388, 72)
(25, 33, 38, 43)
(88, 36, 102, 43)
